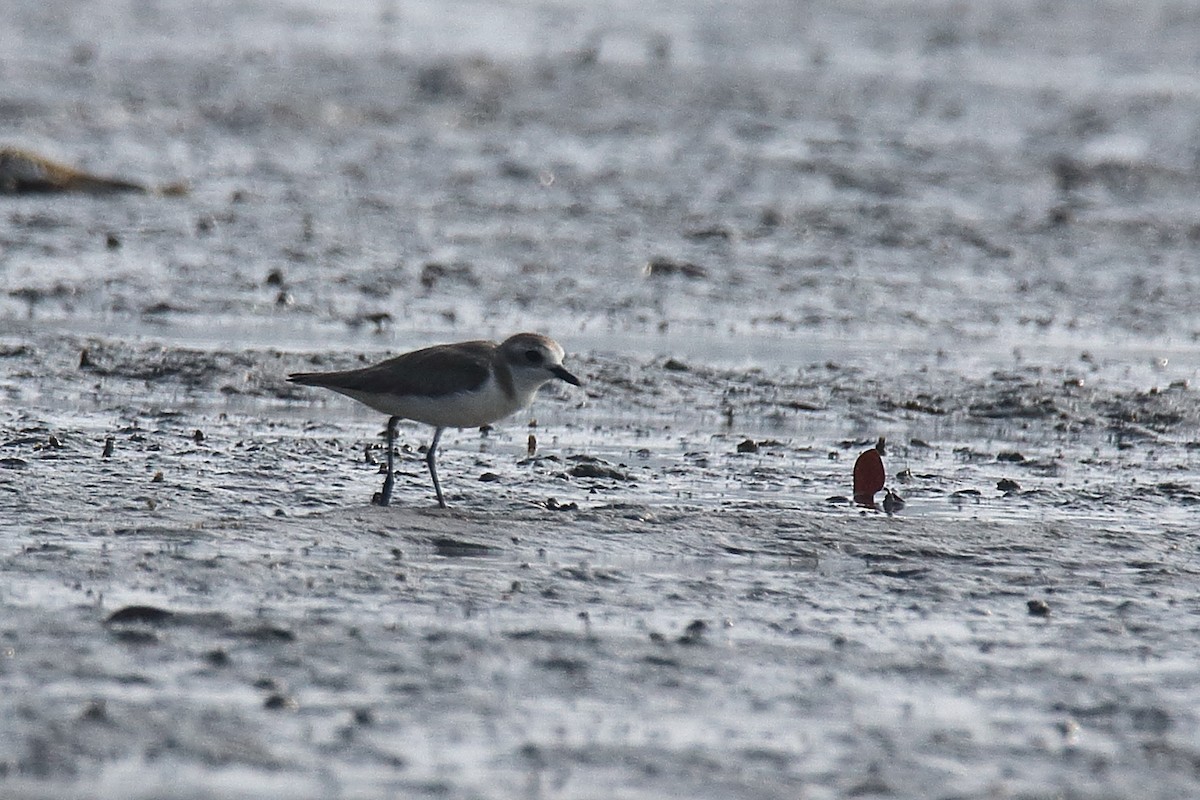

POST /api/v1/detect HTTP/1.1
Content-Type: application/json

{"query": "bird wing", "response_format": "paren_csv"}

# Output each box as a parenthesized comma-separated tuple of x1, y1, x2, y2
(289, 340, 494, 398)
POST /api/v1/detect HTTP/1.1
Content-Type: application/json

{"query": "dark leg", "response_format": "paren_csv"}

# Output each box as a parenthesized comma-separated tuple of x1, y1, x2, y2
(426, 426, 446, 508)
(376, 416, 399, 507)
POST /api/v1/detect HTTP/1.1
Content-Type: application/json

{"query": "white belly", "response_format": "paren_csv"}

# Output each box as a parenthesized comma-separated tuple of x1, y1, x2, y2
(336, 374, 530, 428)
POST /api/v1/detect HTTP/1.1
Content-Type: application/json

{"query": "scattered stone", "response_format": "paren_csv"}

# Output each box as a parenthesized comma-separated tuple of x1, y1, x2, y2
(663, 358, 689, 371)
(79, 699, 108, 722)
(204, 648, 231, 667)
(106, 605, 175, 625)
(997, 451, 1026, 463)
(736, 439, 758, 453)
(263, 693, 298, 711)
(537, 657, 588, 675)
(558, 563, 621, 582)
(678, 619, 708, 645)
(430, 537, 499, 557)
(105, 233, 121, 250)
(1047, 205, 1073, 226)
(420, 261, 479, 289)
(478, 472, 501, 482)
(644, 256, 707, 279)
(414, 62, 470, 98)
(569, 462, 630, 481)
(1055, 718, 1081, 743)
(237, 625, 296, 642)
(193, 429, 205, 443)
(683, 225, 732, 241)
(109, 629, 160, 644)
(1027, 599, 1051, 617)
(997, 478, 1021, 493)
(347, 311, 392, 332)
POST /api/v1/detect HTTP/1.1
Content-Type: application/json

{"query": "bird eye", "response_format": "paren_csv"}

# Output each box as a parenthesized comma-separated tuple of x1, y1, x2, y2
(525, 349, 544, 364)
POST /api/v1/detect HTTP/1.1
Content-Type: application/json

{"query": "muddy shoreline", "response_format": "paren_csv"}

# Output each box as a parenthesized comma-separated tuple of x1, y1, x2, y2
(4, 0, 1200, 797)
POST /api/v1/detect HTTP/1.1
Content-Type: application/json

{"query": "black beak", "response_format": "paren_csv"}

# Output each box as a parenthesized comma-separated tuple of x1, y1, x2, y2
(551, 365, 582, 386)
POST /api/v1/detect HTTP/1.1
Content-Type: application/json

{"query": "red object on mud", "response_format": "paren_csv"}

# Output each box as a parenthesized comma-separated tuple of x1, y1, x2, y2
(853, 446, 886, 508)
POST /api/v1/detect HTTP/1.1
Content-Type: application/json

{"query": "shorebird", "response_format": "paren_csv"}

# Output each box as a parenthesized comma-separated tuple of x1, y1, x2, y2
(288, 332, 581, 508)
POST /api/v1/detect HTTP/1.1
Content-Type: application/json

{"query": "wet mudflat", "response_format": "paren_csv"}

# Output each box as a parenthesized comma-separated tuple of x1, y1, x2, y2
(3, 0, 1200, 798)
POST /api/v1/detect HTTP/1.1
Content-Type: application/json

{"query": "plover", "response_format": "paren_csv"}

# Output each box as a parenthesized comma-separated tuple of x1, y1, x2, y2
(288, 332, 581, 508)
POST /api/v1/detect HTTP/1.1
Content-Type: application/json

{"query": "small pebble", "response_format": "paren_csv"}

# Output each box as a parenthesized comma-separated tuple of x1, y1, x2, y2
(882, 489, 905, 515)
(80, 699, 108, 722)
(1027, 599, 1051, 617)
(204, 648, 230, 667)
(678, 619, 708, 645)
(263, 693, 298, 711)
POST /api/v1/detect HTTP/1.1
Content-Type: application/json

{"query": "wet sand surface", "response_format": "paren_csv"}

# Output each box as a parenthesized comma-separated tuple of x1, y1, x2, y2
(3, 1, 1200, 797)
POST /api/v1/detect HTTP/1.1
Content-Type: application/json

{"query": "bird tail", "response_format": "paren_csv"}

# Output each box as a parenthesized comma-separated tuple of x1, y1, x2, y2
(287, 372, 333, 386)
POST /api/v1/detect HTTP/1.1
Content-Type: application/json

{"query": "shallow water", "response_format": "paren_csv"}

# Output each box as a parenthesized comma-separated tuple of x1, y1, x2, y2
(3, 0, 1200, 798)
